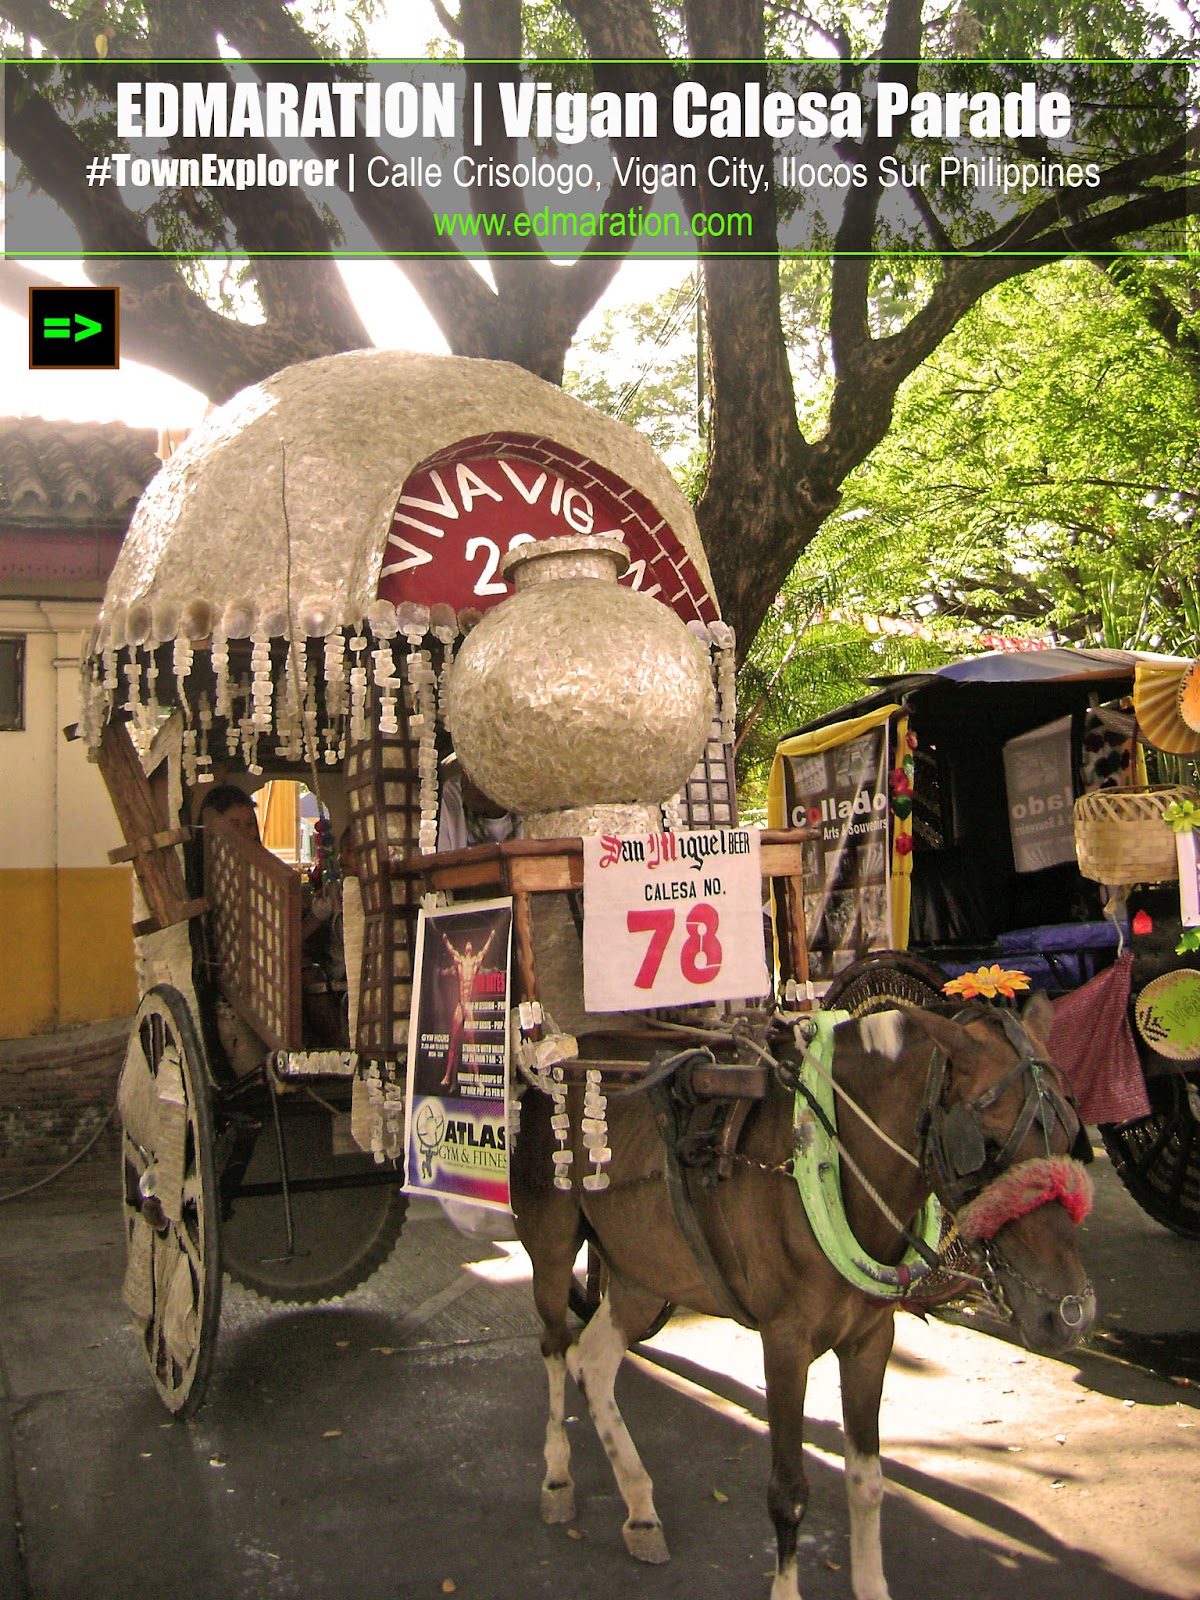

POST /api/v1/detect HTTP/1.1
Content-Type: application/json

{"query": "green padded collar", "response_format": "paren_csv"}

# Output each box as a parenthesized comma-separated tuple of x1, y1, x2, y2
(792, 1010, 942, 1299)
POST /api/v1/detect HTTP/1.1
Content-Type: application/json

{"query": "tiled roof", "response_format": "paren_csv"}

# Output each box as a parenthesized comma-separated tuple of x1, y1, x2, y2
(0, 417, 160, 528)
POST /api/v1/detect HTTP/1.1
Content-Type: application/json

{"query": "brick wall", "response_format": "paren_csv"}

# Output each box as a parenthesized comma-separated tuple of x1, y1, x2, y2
(0, 1018, 131, 1195)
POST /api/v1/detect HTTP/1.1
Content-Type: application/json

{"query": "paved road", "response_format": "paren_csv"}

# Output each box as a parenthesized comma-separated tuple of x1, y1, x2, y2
(1, 1150, 1197, 1600)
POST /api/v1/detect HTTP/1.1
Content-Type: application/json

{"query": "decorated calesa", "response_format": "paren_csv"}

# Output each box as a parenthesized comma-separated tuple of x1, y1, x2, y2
(769, 648, 1200, 1243)
(81, 348, 1097, 1600)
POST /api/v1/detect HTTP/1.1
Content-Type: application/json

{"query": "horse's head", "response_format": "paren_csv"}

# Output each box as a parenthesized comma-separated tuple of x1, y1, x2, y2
(902, 995, 1096, 1355)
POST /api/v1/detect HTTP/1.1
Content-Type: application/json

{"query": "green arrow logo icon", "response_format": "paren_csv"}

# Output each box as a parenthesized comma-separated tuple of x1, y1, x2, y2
(42, 312, 104, 342)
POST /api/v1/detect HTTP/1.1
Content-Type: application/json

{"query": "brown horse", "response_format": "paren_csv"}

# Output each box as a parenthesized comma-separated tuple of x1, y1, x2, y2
(509, 996, 1095, 1600)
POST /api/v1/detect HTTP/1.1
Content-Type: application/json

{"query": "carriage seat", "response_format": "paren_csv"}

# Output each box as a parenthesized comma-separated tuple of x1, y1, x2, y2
(933, 919, 1124, 997)
(909, 847, 1010, 944)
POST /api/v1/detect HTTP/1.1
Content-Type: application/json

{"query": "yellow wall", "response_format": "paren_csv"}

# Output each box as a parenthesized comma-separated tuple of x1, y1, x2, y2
(0, 866, 137, 1035)
(2, 600, 138, 1037)
(258, 779, 301, 859)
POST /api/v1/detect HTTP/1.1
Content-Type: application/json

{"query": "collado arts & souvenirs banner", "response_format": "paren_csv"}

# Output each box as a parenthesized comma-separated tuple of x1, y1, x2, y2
(776, 720, 894, 983)
(582, 827, 769, 1011)
(404, 898, 513, 1211)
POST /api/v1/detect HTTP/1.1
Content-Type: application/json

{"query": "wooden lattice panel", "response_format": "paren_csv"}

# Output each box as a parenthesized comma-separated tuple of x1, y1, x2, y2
(344, 680, 423, 1063)
(680, 713, 738, 829)
(203, 812, 302, 1051)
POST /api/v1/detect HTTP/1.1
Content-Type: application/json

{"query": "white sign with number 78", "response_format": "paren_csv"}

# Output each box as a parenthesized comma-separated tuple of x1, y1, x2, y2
(582, 828, 771, 1012)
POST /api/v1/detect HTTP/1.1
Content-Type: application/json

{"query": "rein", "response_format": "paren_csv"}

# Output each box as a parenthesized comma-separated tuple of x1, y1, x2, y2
(776, 1012, 948, 1299)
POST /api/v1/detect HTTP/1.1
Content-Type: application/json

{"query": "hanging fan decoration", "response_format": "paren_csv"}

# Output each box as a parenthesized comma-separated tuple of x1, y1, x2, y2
(1179, 658, 1200, 735)
(1133, 660, 1200, 755)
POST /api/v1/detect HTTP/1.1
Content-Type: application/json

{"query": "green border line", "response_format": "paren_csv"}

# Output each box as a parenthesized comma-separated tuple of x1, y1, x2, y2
(8, 251, 1188, 259)
(2, 56, 1191, 63)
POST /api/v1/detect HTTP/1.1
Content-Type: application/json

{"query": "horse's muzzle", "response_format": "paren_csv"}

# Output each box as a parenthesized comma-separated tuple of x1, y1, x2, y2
(981, 1230, 1096, 1355)
(1020, 1281, 1097, 1356)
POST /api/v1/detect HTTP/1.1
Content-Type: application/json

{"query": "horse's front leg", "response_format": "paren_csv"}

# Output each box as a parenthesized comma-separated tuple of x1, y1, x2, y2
(761, 1318, 814, 1600)
(569, 1281, 670, 1564)
(836, 1312, 895, 1600)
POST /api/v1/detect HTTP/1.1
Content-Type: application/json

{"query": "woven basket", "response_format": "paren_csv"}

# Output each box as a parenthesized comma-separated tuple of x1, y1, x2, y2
(1073, 785, 1197, 885)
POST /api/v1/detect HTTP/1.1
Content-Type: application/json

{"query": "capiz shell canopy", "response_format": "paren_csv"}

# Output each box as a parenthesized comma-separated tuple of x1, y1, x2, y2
(88, 348, 717, 660)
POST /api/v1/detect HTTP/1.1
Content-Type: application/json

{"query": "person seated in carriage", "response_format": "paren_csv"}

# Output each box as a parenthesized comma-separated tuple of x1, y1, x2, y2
(196, 784, 352, 1048)
(298, 820, 356, 1048)
(197, 781, 263, 849)
(436, 752, 513, 852)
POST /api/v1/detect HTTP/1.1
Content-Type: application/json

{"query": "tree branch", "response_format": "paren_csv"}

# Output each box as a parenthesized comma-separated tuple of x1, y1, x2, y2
(429, 0, 463, 43)
(203, 0, 504, 349)
(1098, 256, 1200, 379)
(828, 0, 922, 369)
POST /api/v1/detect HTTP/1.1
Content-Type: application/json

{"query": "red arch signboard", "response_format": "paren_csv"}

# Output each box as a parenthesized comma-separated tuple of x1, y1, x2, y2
(376, 433, 717, 624)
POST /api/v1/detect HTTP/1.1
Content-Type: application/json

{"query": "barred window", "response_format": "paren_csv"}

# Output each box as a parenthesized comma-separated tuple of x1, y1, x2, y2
(0, 637, 25, 732)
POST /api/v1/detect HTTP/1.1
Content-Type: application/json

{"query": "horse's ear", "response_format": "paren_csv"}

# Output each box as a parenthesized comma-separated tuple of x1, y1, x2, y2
(895, 1003, 989, 1068)
(1019, 989, 1055, 1054)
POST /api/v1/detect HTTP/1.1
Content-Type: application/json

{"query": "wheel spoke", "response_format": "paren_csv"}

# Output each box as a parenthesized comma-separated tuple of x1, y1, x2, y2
(1130, 1113, 1177, 1177)
(1101, 1071, 1200, 1239)
(118, 987, 221, 1416)
(1165, 1112, 1196, 1209)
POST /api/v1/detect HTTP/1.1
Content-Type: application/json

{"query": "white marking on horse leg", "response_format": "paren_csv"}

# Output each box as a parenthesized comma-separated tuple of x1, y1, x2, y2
(844, 1444, 890, 1600)
(858, 1011, 904, 1061)
(769, 1553, 801, 1600)
(567, 1296, 669, 1564)
(540, 1350, 576, 1523)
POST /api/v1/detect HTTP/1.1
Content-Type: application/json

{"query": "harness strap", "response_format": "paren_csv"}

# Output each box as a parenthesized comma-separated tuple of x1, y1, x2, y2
(791, 1072, 944, 1273)
(788, 1015, 946, 1297)
(647, 1079, 759, 1331)
(921, 1006, 1086, 1205)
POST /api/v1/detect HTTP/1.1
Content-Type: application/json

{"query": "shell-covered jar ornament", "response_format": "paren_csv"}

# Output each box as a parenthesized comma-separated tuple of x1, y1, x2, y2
(444, 534, 714, 823)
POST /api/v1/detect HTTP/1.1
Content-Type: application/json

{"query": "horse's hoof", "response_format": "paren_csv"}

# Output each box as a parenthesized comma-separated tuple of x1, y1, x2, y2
(623, 1520, 670, 1564)
(541, 1484, 576, 1524)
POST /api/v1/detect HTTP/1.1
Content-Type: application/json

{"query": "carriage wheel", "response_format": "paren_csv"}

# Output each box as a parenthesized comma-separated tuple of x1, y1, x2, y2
(1099, 1070, 1200, 1240)
(221, 1095, 408, 1304)
(118, 985, 222, 1418)
(822, 952, 949, 1015)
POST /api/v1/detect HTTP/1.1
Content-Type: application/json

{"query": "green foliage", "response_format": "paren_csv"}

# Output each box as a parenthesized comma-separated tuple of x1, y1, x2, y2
(819, 259, 1200, 653)
(735, 612, 961, 809)
(728, 254, 1199, 794)
(520, 2, 587, 60)
(562, 250, 1198, 798)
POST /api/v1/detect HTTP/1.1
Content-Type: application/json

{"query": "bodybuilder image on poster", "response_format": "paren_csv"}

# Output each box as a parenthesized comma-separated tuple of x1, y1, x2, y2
(408, 899, 512, 1098)
(404, 898, 513, 1211)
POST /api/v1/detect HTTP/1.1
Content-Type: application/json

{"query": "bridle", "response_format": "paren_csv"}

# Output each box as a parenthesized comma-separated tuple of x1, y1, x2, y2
(915, 1004, 1094, 1331)
(916, 1003, 1089, 1212)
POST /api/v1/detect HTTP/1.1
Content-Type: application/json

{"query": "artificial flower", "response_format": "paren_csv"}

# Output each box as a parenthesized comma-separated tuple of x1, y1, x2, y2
(893, 832, 913, 857)
(942, 964, 1032, 1000)
(1162, 798, 1200, 834)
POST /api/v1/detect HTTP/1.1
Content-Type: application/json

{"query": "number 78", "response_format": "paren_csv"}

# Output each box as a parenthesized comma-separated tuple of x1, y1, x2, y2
(626, 903, 723, 989)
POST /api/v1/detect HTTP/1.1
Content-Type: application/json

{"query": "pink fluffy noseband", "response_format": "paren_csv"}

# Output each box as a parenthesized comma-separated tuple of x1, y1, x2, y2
(954, 1156, 1093, 1241)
